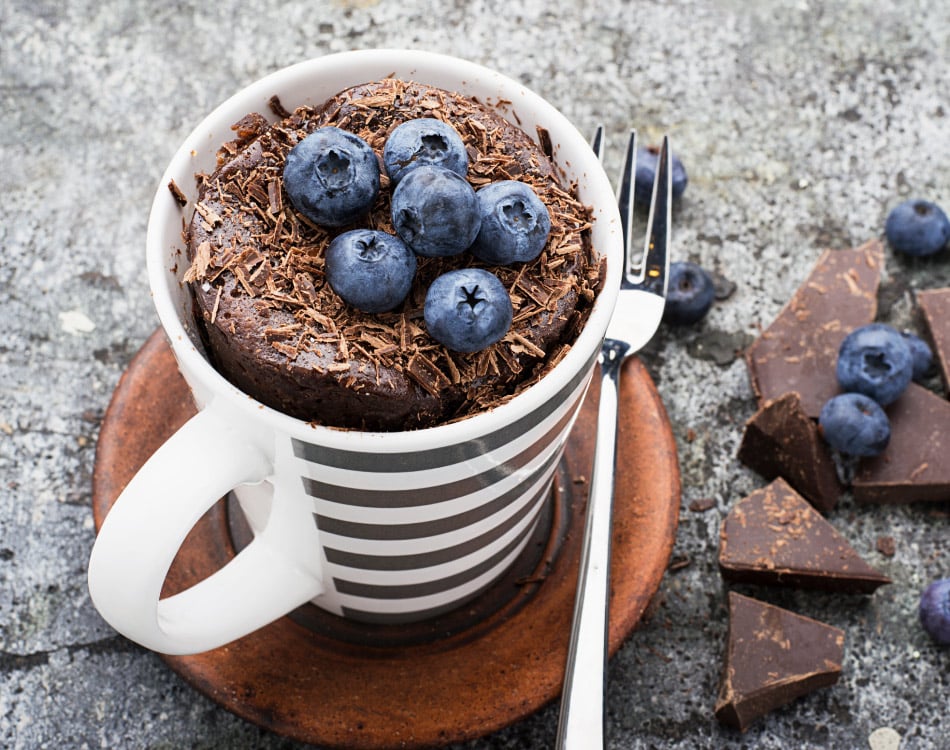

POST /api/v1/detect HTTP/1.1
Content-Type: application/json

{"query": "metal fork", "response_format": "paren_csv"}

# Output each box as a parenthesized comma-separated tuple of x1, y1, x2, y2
(555, 128, 672, 749)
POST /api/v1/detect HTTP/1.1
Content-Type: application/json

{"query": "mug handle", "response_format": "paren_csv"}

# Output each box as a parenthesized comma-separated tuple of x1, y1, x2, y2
(87, 406, 325, 655)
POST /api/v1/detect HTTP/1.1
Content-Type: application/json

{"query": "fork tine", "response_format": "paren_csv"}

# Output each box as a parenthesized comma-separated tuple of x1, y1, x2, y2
(640, 134, 672, 297)
(590, 124, 605, 162)
(617, 130, 638, 280)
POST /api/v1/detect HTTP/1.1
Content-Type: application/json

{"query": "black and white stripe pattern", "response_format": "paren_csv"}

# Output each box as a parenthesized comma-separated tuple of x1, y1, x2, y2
(291, 351, 597, 623)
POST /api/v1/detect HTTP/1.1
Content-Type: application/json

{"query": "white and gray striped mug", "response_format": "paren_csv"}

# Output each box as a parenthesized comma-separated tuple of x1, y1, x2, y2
(87, 50, 623, 655)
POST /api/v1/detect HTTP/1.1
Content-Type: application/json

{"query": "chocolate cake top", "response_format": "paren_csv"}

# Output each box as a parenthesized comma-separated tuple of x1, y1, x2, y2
(184, 79, 603, 428)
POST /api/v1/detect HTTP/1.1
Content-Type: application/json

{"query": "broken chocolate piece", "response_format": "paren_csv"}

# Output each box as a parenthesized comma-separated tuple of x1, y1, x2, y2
(737, 392, 842, 512)
(536, 125, 553, 159)
(715, 591, 844, 732)
(745, 240, 884, 418)
(853, 383, 950, 503)
(917, 287, 950, 394)
(719, 478, 890, 593)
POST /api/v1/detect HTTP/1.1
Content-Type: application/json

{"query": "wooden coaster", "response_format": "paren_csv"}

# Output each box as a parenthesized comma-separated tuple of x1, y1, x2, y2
(92, 329, 680, 749)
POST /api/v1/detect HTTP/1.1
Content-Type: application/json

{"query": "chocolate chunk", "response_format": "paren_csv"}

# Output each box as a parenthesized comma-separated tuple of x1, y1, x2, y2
(231, 112, 269, 143)
(737, 392, 842, 512)
(714, 591, 844, 732)
(917, 287, 950, 394)
(719, 478, 890, 593)
(745, 240, 884, 418)
(853, 383, 950, 503)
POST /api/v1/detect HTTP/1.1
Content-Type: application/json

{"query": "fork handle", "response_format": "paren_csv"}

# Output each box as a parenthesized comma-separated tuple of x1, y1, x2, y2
(556, 339, 629, 750)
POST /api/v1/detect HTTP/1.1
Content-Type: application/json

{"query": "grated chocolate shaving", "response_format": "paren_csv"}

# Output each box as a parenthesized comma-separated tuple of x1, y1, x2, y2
(194, 202, 223, 229)
(406, 351, 451, 396)
(183, 241, 212, 283)
(536, 126, 554, 159)
(505, 331, 547, 359)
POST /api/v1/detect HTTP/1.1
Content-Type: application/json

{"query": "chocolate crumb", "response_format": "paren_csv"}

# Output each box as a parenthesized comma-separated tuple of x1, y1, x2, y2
(876, 536, 896, 557)
(688, 497, 716, 512)
(668, 555, 691, 571)
(268, 94, 291, 119)
(167, 179, 187, 207)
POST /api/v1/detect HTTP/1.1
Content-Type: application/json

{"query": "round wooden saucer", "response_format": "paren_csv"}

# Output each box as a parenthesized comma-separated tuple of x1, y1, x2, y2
(92, 330, 680, 749)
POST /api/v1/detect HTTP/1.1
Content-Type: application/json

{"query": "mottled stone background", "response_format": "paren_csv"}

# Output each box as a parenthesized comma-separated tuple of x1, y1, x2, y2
(1, 1, 947, 748)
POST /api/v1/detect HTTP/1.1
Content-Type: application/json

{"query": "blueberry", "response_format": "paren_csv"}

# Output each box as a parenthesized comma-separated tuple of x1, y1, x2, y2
(836, 323, 913, 405)
(818, 393, 891, 457)
(469, 181, 551, 264)
(283, 127, 380, 227)
(901, 330, 934, 381)
(424, 268, 513, 353)
(391, 165, 481, 257)
(383, 118, 468, 185)
(919, 578, 950, 646)
(663, 261, 715, 325)
(634, 145, 688, 207)
(325, 230, 416, 313)
(885, 199, 950, 257)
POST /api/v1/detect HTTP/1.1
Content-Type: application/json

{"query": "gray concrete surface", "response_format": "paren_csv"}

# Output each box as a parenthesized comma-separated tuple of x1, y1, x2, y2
(2, 0, 948, 748)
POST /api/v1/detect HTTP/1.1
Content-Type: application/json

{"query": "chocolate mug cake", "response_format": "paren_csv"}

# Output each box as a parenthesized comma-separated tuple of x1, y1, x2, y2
(184, 78, 602, 430)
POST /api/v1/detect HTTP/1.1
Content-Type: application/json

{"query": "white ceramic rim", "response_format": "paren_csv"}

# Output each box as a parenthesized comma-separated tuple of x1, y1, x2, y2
(146, 48, 622, 452)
